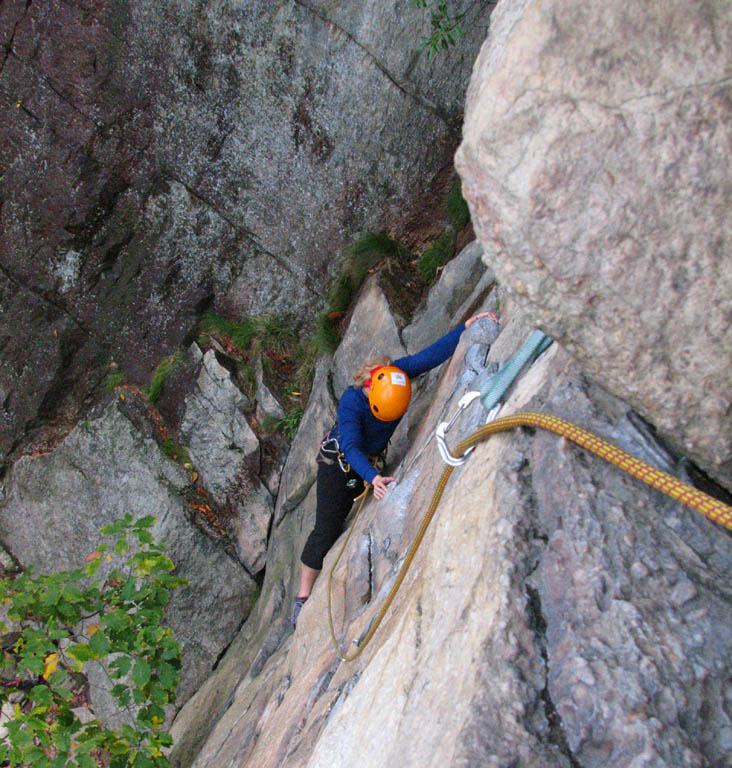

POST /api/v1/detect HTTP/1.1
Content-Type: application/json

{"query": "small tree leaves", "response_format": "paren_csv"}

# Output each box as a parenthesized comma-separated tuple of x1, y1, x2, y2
(0, 514, 183, 767)
(410, 0, 464, 59)
(112, 654, 132, 677)
(29, 684, 53, 707)
(89, 629, 112, 657)
(67, 643, 94, 663)
(114, 536, 130, 555)
(42, 652, 60, 679)
(132, 658, 152, 688)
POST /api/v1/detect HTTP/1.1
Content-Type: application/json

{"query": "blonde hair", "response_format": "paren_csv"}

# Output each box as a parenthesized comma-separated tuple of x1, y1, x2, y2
(352, 356, 392, 388)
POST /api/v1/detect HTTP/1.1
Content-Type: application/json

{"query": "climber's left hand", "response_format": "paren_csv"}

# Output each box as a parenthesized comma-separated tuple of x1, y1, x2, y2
(465, 311, 499, 328)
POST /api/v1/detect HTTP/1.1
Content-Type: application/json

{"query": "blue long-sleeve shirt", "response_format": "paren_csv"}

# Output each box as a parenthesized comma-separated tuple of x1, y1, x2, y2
(332, 324, 466, 483)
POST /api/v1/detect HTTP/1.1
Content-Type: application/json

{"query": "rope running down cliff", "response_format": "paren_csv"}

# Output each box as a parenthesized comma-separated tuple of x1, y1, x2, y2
(328, 411, 732, 662)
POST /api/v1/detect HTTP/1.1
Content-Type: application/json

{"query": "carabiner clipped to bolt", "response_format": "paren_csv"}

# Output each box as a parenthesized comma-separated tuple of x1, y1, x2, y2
(436, 393, 503, 466)
(435, 391, 481, 466)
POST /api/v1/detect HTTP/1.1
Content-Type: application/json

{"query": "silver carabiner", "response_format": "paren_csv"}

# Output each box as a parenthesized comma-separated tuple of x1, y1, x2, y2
(435, 391, 480, 466)
(435, 394, 502, 467)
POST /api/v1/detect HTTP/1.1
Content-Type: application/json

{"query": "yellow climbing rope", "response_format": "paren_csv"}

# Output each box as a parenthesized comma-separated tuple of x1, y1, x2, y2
(327, 411, 732, 662)
(470, 413, 732, 531)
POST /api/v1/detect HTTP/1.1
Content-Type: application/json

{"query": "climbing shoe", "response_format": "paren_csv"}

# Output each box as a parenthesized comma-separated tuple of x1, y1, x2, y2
(292, 596, 308, 628)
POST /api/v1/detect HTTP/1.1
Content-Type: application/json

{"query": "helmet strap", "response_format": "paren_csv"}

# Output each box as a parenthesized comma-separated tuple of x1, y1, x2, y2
(364, 366, 384, 389)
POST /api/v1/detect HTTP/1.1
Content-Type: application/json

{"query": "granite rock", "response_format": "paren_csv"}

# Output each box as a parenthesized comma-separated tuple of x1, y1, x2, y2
(181, 350, 272, 574)
(456, 0, 732, 489)
(0, 0, 496, 465)
(0, 394, 257, 723)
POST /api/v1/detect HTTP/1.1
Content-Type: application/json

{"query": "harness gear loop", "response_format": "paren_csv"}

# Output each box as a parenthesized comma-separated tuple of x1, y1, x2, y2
(320, 432, 385, 477)
(319, 433, 352, 473)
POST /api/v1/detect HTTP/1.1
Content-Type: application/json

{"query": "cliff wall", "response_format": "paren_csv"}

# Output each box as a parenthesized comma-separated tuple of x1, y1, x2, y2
(1, 1, 730, 765)
(0, 0, 493, 464)
(169, 263, 732, 768)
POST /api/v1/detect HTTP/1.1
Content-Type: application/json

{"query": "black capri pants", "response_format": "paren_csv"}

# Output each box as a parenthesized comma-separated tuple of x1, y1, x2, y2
(300, 456, 365, 571)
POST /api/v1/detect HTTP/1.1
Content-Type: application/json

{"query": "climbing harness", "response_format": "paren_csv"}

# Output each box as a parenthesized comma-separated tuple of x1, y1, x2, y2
(319, 433, 351, 474)
(320, 431, 386, 485)
(326, 331, 732, 662)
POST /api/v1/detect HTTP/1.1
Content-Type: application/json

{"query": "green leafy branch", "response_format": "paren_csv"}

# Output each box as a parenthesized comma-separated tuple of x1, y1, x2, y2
(411, 1, 465, 58)
(0, 515, 186, 768)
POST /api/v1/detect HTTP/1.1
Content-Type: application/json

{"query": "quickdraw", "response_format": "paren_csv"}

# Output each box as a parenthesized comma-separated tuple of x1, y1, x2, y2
(435, 391, 500, 466)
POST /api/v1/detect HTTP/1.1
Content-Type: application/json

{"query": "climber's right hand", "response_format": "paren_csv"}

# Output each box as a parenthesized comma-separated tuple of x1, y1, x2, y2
(372, 474, 394, 500)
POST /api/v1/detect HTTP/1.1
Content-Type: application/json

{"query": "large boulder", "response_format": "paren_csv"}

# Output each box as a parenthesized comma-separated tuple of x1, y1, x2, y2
(180, 350, 273, 574)
(456, 0, 732, 489)
(0, 0, 496, 465)
(0, 393, 257, 717)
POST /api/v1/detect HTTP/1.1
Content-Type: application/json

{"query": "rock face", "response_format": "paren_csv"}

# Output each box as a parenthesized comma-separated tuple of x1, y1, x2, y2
(168, 244, 732, 768)
(455, 0, 732, 489)
(181, 350, 273, 574)
(0, 0, 496, 465)
(0, 393, 258, 716)
(273, 354, 335, 526)
(331, 276, 406, 398)
(402, 239, 495, 355)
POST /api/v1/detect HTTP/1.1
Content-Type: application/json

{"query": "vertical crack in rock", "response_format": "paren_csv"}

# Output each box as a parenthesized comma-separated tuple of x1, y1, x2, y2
(1, 0, 32, 75)
(290, 0, 456, 132)
(366, 528, 373, 605)
(526, 585, 583, 768)
(415, 596, 422, 654)
(519, 450, 582, 766)
(325, 368, 338, 404)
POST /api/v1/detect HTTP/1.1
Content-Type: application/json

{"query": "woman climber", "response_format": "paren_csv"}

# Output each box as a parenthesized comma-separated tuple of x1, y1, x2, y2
(292, 310, 498, 628)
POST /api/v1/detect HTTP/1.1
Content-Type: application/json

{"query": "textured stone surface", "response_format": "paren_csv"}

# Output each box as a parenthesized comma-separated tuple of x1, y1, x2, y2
(181, 351, 272, 574)
(170, 484, 317, 767)
(273, 354, 335, 525)
(170, 286, 732, 768)
(0, 0, 495, 465)
(0, 395, 257, 719)
(254, 355, 285, 423)
(331, 276, 406, 398)
(402, 240, 495, 355)
(456, 0, 732, 489)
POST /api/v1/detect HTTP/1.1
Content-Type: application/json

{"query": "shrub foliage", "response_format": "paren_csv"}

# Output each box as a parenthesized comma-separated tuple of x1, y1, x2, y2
(0, 515, 186, 768)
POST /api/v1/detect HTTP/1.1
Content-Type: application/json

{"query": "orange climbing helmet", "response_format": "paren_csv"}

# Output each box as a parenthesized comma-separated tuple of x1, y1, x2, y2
(366, 365, 412, 422)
